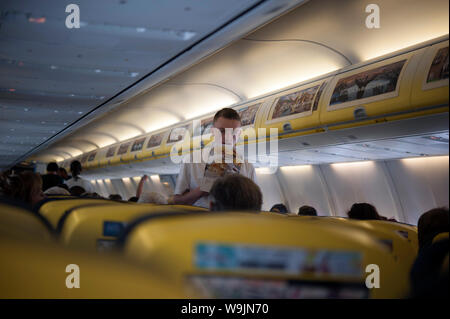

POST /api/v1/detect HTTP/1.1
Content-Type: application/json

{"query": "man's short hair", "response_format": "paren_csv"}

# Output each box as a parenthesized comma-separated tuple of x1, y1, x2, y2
(210, 174, 262, 211)
(213, 108, 241, 123)
(46, 162, 59, 172)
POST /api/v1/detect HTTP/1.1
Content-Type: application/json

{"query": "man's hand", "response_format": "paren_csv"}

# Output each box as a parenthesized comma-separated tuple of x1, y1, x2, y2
(173, 186, 208, 206)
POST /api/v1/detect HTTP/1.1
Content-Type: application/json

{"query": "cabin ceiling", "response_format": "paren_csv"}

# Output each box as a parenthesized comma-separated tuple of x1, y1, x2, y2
(1, 0, 448, 169)
(0, 0, 308, 170)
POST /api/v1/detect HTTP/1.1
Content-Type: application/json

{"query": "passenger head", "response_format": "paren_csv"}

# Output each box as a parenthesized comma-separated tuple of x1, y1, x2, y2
(44, 186, 70, 196)
(417, 207, 449, 251)
(69, 185, 85, 196)
(17, 172, 45, 207)
(128, 196, 139, 202)
(298, 205, 317, 216)
(209, 174, 262, 212)
(58, 167, 69, 180)
(70, 160, 82, 179)
(270, 204, 288, 214)
(213, 108, 241, 145)
(46, 162, 59, 174)
(109, 194, 122, 201)
(347, 203, 380, 220)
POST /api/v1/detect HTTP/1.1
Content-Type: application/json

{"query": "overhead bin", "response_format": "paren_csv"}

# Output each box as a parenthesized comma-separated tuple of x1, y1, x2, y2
(121, 211, 409, 298)
(0, 197, 54, 242)
(259, 77, 331, 139)
(319, 49, 426, 131)
(0, 237, 188, 298)
(85, 150, 99, 169)
(137, 129, 170, 161)
(411, 40, 449, 111)
(63, 38, 449, 172)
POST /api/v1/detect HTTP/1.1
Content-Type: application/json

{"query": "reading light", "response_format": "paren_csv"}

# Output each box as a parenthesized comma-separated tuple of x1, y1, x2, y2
(28, 17, 46, 24)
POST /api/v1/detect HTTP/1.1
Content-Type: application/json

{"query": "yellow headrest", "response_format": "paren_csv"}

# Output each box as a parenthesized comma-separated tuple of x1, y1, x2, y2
(38, 198, 120, 228)
(58, 203, 206, 251)
(0, 238, 188, 298)
(0, 198, 54, 242)
(122, 211, 410, 298)
(433, 232, 449, 244)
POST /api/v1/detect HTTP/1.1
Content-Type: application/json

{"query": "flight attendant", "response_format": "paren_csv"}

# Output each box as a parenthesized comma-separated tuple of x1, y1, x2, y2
(173, 108, 256, 208)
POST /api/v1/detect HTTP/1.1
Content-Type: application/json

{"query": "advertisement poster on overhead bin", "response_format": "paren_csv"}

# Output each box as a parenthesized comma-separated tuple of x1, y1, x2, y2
(146, 132, 165, 149)
(131, 137, 146, 152)
(328, 59, 407, 111)
(267, 85, 319, 123)
(199, 117, 214, 136)
(106, 146, 116, 158)
(423, 46, 449, 90)
(88, 152, 96, 162)
(238, 103, 260, 127)
(80, 153, 88, 163)
(194, 242, 363, 278)
(117, 142, 130, 155)
(167, 124, 190, 144)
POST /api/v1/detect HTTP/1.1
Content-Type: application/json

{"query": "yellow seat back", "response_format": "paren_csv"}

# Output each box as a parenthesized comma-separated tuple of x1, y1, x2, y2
(364, 220, 418, 252)
(0, 198, 54, 242)
(0, 238, 188, 298)
(288, 216, 418, 269)
(38, 198, 119, 229)
(122, 212, 408, 298)
(433, 232, 449, 244)
(58, 203, 206, 251)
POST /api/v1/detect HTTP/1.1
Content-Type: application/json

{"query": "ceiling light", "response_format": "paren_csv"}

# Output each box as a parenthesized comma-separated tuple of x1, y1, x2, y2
(8, 89, 15, 92)
(28, 17, 46, 24)
(136, 27, 146, 33)
(130, 72, 139, 77)
(50, 65, 57, 70)
(78, 111, 83, 114)
(95, 69, 101, 73)
(24, 108, 29, 111)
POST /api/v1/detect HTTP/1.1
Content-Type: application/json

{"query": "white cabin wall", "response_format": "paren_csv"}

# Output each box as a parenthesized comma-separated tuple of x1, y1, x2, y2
(254, 170, 284, 211)
(385, 156, 449, 225)
(276, 165, 334, 216)
(88, 156, 448, 225)
(320, 162, 401, 220)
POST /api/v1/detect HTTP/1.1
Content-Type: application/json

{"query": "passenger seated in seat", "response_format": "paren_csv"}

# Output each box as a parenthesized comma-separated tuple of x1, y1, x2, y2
(209, 175, 262, 211)
(298, 205, 317, 216)
(44, 185, 70, 196)
(0, 171, 45, 207)
(417, 207, 449, 252)
(347, 203, 381, 220)
(410, 237, 449, 298)
(109, 194, 123, 201)
(270, 203, 288, 214)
